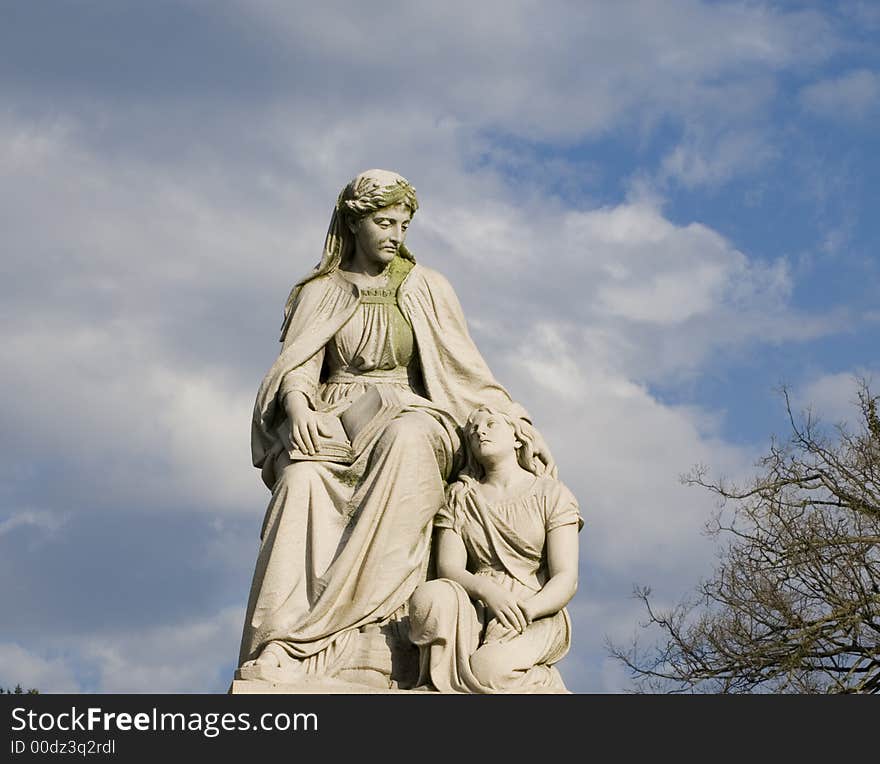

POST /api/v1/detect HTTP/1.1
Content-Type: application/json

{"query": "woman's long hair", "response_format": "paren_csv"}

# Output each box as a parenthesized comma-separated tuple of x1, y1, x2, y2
(448, 406, 549, 508)
(280, 169, 419, 335)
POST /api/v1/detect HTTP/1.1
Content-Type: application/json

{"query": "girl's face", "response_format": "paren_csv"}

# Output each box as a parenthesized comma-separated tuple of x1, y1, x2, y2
(467, 410, 518, 463)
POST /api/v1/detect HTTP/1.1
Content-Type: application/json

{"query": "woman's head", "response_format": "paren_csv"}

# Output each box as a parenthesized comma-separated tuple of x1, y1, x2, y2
(281, 170, 419, 333)
(338, 170, 419, 272)
(337, 169, 419, 229)
(299, 169, 418, 284)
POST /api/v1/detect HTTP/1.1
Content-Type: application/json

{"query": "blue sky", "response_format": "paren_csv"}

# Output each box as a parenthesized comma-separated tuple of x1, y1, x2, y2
(1, 0, 878, 692)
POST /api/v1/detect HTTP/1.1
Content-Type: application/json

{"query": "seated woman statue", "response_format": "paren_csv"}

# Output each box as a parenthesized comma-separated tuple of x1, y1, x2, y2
(408, 405, 582, 693)
(238, 169, 553, 686)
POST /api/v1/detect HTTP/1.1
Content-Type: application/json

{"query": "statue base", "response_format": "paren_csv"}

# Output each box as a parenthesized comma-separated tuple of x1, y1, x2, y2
(228, 678, 425, 694)
(233, 615, 422, 693)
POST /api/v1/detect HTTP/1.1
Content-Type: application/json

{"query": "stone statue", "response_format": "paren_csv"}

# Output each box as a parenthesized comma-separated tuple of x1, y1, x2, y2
(408, 405, 581, 693)
(234, 169, 573, 692)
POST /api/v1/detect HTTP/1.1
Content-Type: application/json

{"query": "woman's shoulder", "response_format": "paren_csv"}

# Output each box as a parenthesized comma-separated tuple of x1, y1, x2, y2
(280, 271, 359, 341)
(288, 272, 358, 311)
(400, 262, 457, 295)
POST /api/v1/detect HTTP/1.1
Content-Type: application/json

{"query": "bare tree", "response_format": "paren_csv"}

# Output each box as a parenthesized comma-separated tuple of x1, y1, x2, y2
(610, 381, 880, 693)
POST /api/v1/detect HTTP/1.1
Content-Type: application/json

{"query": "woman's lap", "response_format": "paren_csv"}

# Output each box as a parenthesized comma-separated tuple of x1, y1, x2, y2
(242, 406, 455, 663)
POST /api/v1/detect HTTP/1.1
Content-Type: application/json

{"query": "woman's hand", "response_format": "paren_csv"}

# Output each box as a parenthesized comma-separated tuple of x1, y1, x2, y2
(478, 580, 531, 634)
(520, 419, 557, 478)
(284, 391, 333, 456)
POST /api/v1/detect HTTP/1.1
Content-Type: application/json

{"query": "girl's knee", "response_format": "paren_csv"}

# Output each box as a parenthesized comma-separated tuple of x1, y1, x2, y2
(469, 644, 518, 689)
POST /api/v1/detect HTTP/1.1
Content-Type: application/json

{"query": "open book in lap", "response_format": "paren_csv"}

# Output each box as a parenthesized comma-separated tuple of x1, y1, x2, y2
(278, 386, 405, 465)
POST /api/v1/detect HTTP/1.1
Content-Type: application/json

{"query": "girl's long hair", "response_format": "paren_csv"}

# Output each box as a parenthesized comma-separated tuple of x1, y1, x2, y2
(448, 406, 549, 507)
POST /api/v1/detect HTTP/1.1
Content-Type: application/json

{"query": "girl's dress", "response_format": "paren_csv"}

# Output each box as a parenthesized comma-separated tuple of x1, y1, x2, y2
(409, 475, 582, 693)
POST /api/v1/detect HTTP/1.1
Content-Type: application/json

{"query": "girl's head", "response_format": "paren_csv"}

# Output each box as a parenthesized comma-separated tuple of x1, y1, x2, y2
(461, 406, 547, 479)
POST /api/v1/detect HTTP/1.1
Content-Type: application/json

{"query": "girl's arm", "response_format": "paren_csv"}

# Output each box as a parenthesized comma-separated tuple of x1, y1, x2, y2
(435, 528, 530, 634)
(520, 523, 579, 622)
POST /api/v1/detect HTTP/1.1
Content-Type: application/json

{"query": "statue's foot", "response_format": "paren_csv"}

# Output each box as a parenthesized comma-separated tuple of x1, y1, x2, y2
(236, 643, 294, 681)
(254, 642, 287, 668)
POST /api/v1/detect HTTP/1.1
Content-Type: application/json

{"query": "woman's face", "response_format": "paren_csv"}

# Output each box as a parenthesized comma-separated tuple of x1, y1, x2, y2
(468, 411, 518, 463)
(350, 202, 412, 270)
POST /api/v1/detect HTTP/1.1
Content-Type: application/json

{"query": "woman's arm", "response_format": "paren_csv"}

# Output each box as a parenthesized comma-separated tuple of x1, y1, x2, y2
(279, 346, 324, 406)
(279, 347, 327, 455)
(435, 528, 530, 634)
(520, 524, 579, 622)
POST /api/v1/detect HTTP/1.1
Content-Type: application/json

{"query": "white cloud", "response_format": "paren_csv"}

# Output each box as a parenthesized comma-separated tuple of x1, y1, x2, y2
(0, 115, 282, 514)
(0, 316, 265, 515)
(585, 205, 734, 324)
(0, 644, 80, 693)
(794, 370, 879, 429)
(510, 326, 753, 575)
(516, 323, 588, 402)
(237, 0, 835, 141)
(79, 607, 243, 693)
(800, 69, 880, 122)
(459, 199, 837, 385)
(1, 608, 244, 693)
(660, 129, 779, 189)
(0, 511, 66, 538)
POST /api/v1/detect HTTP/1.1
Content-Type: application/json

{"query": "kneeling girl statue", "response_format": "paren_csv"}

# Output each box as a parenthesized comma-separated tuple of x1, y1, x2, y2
(237, 169, 575, 690)
(409, 406, 581, 693)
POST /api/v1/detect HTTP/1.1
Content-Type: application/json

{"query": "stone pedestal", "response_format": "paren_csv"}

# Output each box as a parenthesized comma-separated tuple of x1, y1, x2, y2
(232, 616, 421, 694)
(229, 677, 422, 694)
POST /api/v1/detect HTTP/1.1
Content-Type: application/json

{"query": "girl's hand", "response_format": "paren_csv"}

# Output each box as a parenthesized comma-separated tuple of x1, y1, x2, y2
(479, 581, 529, 634)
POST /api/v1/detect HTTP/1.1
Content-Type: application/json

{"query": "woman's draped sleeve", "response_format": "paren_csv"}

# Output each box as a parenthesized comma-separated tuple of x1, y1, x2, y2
(251, 276, 360, 473)
(278, 348, 324, 410)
